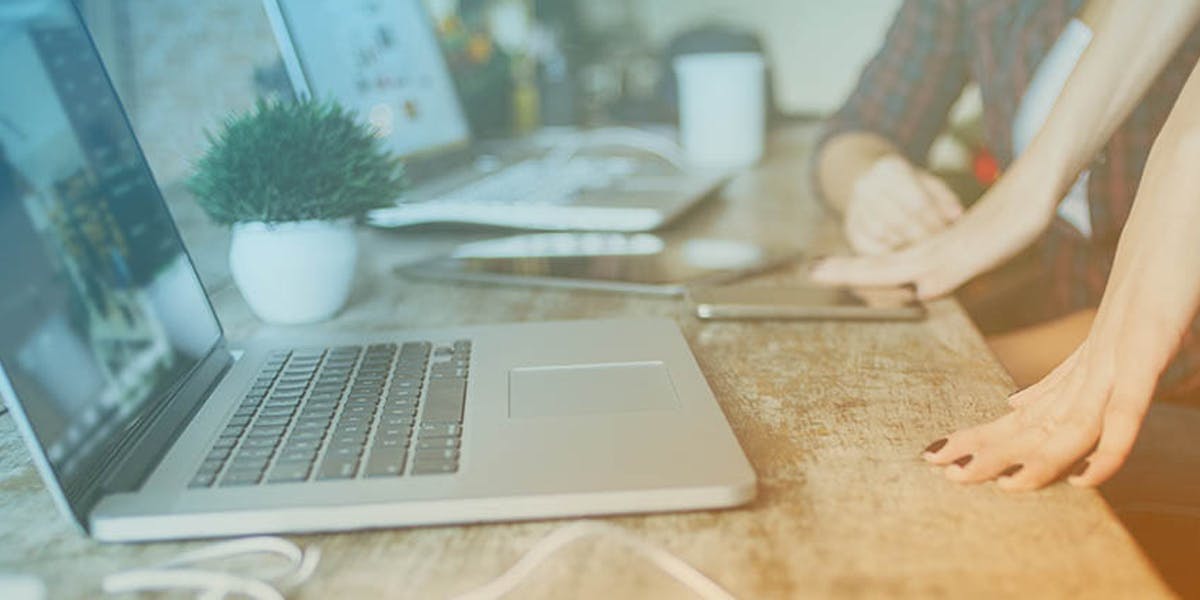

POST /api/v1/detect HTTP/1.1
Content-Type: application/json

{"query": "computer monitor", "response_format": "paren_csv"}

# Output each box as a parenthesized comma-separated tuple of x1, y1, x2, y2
(263, 0, 472, 160)
(0, 1, 222, 513)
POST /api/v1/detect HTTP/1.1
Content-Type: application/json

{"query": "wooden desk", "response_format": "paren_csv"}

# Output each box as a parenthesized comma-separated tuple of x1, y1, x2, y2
(0, 126, 1171, 598)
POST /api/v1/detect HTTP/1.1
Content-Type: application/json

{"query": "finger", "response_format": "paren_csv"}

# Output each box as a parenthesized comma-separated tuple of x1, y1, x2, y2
(882, 203, 936, 244)
(845, 204, 904, 253)
(859, 211, 908, 249)
(917, 172, 964, 222)
(922, 419, 1005, 466)
(997, 421, 1098, 492)
(911, 268, 965, 300)
(1070, 381, 1154, 487)
(810, 252, 923, 288)
(889, 182, 948, 235)
(944, 442, 1025, 484)
(845, 219, 896, 256)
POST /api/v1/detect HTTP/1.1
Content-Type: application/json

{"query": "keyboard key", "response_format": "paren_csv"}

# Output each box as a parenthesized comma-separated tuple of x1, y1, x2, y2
(267, 464, 312, 484)
(283, 439, 321, 452)
(246, 426, 286, 439)
(235, 447, 275, 460)
(374, 436, 408, 449)
(212, 437, 238, 449)
(377, 426, 412, 440)
(417, 437, 460, 450)
(326, 445, 364, 460)
(228, 454, 271, 469)
(241, 437, 280, 449)
(381, 414, 416, 427)
(364, 448, 407, 477)
(412, 461, 458, 475)
(316, 458, 359, 480)
(289, 430, 324, 443)
(197, 457, 226, 473)
(414, 448, 459, 462)
(419, 423, 462, 437)
(422, 379, 466, 424)
(189, 472, 218, 488)
(278, 449, 319, 463)
(220, 469, 265, 486)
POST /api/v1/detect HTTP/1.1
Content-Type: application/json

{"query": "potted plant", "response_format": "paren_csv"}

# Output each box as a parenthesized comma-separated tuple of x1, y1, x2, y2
(188, 99, 405, 324)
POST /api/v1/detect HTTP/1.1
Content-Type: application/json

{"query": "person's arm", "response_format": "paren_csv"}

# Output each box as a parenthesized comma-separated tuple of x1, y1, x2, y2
(813, 0, 968, 255)
(922, 55, 1200, 490)
(811, 0, 1200, 298)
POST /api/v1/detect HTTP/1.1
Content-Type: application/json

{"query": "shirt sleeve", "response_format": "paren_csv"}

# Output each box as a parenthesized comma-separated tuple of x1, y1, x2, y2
(815, 0, 970, 167)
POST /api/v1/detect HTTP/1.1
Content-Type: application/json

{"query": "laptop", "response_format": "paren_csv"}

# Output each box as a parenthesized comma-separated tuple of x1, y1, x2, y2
(261, 0, 726, 232)
(0, 2, 755, 542)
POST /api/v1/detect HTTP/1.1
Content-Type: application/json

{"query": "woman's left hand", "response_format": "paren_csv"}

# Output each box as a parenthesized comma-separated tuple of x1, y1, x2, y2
(921, 335, 1159, 490)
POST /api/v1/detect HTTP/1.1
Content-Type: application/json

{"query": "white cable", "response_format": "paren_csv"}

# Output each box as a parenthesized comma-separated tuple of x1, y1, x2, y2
(101, 535, 320, 599)
(103, 569, 284, 600)
(450, 521, 737, 600)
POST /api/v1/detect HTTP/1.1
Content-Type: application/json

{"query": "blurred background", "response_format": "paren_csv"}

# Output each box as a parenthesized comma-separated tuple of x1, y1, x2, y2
(76, 0, 902, 187)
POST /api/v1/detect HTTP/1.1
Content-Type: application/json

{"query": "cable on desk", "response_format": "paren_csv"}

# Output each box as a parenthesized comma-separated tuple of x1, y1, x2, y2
(450, 521, 736, 600)
(101, 536, 320, 600)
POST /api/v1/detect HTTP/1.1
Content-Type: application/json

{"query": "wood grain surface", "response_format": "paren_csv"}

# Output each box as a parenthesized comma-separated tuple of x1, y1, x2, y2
(0, 126, 1171, 598)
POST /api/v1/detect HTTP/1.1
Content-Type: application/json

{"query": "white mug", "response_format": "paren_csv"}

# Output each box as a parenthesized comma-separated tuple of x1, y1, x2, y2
(673, 52, 766, 170)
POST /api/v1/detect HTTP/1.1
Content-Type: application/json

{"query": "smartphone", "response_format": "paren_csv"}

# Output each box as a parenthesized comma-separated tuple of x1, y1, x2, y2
(688, 285, 926, 321)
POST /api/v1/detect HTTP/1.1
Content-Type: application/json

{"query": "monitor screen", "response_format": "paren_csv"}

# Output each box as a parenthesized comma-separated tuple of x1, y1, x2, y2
(271, 0, 472, 159)
(0, 2, 222, 488)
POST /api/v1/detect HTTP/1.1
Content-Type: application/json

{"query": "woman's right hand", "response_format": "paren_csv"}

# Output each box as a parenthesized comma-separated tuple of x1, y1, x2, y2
(812, 160, 1060, 300)
(842, 154, 964, 255)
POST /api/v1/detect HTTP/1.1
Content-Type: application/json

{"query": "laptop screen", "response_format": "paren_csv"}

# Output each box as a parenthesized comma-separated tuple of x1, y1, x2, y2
(269, 0, 472, 160)
(0, 3, 222, 489)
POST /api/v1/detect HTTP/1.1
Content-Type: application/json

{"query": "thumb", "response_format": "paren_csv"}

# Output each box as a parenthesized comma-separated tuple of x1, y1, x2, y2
(918, 172, 964, 222)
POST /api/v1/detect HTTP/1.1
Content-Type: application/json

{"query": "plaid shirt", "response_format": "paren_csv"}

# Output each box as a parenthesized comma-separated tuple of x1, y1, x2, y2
(820, 0, 1200, 395)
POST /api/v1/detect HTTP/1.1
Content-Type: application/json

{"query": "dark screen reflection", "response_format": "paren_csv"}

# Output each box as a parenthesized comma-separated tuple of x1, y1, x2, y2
(0, 4, 220, 484)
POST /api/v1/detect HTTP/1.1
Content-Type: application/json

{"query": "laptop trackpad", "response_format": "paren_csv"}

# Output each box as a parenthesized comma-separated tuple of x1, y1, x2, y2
(508, 362, 678, 418)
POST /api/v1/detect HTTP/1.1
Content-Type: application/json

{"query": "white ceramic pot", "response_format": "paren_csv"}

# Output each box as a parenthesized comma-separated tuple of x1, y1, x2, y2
(229, 219, 358, 324)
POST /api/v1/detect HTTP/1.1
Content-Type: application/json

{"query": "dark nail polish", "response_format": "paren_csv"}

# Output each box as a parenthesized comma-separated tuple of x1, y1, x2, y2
(952, 454, 973, 468)
(1071, 461, 1090, 477)
(923, 438, 948, 454)
(999, 464, 1024, 478)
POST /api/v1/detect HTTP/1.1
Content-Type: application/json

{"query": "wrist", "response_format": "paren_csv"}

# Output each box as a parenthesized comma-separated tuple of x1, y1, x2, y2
(1003, 156, 1072, 215)
(817, 133, 903, 214)
(1006, 135, 1086, 210)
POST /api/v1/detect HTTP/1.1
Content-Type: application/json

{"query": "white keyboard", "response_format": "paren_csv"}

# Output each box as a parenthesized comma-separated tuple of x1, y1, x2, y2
(432, 158, 630, 206)
(367, 158, 677, 232)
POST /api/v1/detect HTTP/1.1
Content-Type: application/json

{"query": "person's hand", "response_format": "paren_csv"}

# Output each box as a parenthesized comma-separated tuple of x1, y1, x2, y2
(811, 170, 1059, 299)
(920, 320, 1164, 490)
(842, 154, 964, 255)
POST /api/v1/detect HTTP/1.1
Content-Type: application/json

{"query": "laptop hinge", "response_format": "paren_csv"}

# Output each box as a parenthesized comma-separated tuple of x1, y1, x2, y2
(71, 342, 234, 526)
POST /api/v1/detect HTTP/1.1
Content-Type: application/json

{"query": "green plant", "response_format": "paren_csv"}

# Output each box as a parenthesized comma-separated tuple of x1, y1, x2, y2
(188, 99, 405, 225)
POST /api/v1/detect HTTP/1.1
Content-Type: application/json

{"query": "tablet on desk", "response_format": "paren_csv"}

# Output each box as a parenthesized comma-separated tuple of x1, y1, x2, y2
(688, 284, 926, 320)
(396, 233, 801, 295)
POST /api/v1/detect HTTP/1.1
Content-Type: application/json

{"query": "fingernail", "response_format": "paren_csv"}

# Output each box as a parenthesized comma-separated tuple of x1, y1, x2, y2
(999, 464, 1024, 478)
(952, 454, 973, 468)
(1071, 461, 1089, 477)
(923, 438, 948, 454)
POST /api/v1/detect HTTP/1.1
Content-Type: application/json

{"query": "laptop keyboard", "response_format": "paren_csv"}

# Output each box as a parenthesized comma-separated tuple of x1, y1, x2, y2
(188, 340, 470, 488)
